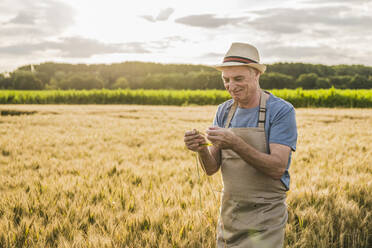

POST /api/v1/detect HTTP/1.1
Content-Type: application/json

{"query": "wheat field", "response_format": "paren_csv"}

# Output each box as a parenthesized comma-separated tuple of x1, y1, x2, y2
(0, 105, 371, 248)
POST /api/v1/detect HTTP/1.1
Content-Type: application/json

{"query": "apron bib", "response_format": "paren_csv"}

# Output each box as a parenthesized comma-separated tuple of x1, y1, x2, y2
(217, 90, 287, 248)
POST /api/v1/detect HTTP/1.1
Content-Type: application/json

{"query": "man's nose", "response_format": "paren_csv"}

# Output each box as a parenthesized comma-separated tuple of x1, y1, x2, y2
(229, 82, 237, 90)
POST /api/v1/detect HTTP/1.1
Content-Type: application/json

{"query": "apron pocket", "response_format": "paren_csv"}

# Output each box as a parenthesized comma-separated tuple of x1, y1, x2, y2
(260, 201, 288, 229)
(232, 199, 271, 231)
(234, 199, 287, 231)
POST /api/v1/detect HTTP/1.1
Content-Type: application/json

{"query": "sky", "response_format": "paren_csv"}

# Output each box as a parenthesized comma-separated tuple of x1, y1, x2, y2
(0, 0, 371, 72)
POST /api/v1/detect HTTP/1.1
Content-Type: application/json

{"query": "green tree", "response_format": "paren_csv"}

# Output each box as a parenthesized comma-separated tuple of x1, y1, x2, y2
(45, 78, 59, 90)
(349, 74, 372, 89)
(333, 64, 372, 77)
(45, 71, 67, 89)
(0, 75, 13, 89)
(11, 70, 43, 90)
(187, 71, 224, 89)
(329, 76, 353, 89)
(142, 73, 182, 89)
(64, 73, 104, 90)
(315, 77, 331, 89)
(52, 72, 104, 90)
(260, 72, 295, 89)
(296, 73, 318, 89)
(0, 74, 4, 89)
(111, 77, 129, 89)
(267, 63, 335, 79)
(8, 61, 372, 90)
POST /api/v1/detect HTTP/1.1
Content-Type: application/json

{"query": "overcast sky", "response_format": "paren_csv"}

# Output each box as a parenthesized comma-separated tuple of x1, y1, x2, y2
(0, 0, 371, 72)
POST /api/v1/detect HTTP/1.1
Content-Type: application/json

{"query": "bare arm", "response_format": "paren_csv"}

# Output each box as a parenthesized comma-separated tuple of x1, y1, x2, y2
(207, 128, 290, 180)
(232, 140, 290, 180)
(197, 145, 221, 176)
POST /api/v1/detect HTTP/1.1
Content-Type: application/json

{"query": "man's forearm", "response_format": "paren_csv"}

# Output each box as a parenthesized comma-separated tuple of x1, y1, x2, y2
(197, 147, 220, 176)
(232, 138, 285, 180)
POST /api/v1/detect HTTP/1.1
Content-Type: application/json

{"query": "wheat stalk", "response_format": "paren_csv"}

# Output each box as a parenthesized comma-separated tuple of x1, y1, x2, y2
(194, 129, 212, 146)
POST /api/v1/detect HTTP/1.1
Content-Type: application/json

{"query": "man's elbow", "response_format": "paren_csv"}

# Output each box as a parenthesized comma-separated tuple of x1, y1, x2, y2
(205, 170, 217, 176)
(206, 171, 214, 176)
(205, 167, 219, 176)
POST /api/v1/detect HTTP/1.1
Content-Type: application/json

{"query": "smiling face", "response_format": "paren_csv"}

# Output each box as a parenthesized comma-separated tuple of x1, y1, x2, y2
(221, 66, 261, 108)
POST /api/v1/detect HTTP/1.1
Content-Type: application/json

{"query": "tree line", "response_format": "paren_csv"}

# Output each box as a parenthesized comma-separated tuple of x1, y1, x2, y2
(1, 61, 372, 90)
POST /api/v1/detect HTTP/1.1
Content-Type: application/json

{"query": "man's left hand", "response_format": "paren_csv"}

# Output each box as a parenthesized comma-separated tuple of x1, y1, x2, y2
(206, 127, 240, 149)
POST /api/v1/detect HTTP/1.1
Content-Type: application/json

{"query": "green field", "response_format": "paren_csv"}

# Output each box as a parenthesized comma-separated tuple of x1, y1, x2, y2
(1, 89, 372, 107)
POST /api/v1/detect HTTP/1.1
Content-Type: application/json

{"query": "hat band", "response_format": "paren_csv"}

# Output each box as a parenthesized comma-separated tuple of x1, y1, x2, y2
(223, 56, 258, 64)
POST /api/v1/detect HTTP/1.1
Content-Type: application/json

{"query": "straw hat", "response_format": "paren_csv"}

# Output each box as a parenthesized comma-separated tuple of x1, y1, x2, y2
(214, 42, 266, 74)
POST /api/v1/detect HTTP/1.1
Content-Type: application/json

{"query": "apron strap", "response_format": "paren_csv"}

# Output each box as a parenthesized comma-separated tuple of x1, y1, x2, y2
(224, 90, 269, 128)
(258, 90, 269, 128)
(224, 101, 238, 128)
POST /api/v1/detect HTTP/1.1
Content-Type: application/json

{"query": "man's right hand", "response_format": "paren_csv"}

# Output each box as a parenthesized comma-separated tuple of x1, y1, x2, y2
(184, 129, 208, 152)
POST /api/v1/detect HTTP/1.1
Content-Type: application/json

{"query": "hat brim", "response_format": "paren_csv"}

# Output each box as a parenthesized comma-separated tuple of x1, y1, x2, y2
(213, 62, 266, 74)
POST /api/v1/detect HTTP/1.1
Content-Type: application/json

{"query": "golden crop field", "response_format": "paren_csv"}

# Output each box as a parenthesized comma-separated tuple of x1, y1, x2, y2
(0, 105, 371, 248)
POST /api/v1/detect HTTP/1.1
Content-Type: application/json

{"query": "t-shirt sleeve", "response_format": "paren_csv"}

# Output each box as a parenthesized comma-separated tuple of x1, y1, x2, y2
(269, 107, 297, 151)
(212, 115, 218, 127)
(212, 105, 222, 127)
(213, 102, 229, 128)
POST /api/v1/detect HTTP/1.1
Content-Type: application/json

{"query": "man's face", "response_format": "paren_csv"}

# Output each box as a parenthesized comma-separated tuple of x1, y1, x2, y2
(221, 66, 260, 104)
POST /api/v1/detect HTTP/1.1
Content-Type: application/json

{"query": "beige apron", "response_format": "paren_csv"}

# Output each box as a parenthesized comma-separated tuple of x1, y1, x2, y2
(217, 90, 288, 248)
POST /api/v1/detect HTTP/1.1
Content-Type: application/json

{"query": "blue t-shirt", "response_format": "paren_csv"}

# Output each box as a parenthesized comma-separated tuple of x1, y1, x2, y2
(212, 92, 297, 190)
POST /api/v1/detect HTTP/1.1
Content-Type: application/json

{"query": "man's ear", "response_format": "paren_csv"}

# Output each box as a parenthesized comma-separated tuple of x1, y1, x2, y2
(254, 69, 261, 79)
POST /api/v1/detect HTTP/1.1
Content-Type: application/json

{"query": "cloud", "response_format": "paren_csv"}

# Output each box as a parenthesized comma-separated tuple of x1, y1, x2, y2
(41, 0, 76, 32)
(253, 23, 301, 34)
(201, 52, 224, 59)
(170, 5, 372, 34)
(264, 45, 340, 59)
(0, 37, 151, 58)
(0, 26, 46, 37)
(138, 36, 189, 51)
(301, 0, 370, 4)
(0, 0, 76, 41)
(141, 7, 175, 22)
(141, 15, 156, 23)
(260, 44, 368, 65)
(243, 5, 372, 35)
(163, 36, 188, 42)
(8, 11, 37, 24)
(175, 14, 246, 28)
(156, 8, 175, 21)
(197, 52, 225, 64)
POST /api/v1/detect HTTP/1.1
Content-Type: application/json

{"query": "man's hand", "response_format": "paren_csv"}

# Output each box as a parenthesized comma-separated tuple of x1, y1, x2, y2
(184, 129, 208, 152)
(206, 127, 240, 149)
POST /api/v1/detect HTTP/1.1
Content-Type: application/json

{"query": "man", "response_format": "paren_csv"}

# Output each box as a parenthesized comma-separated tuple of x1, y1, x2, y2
(184, 42, 297, 247)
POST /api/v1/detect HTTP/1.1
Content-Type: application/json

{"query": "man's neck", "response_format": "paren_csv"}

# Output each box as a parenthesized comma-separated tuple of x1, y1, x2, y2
(237, 90, 261, 109)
